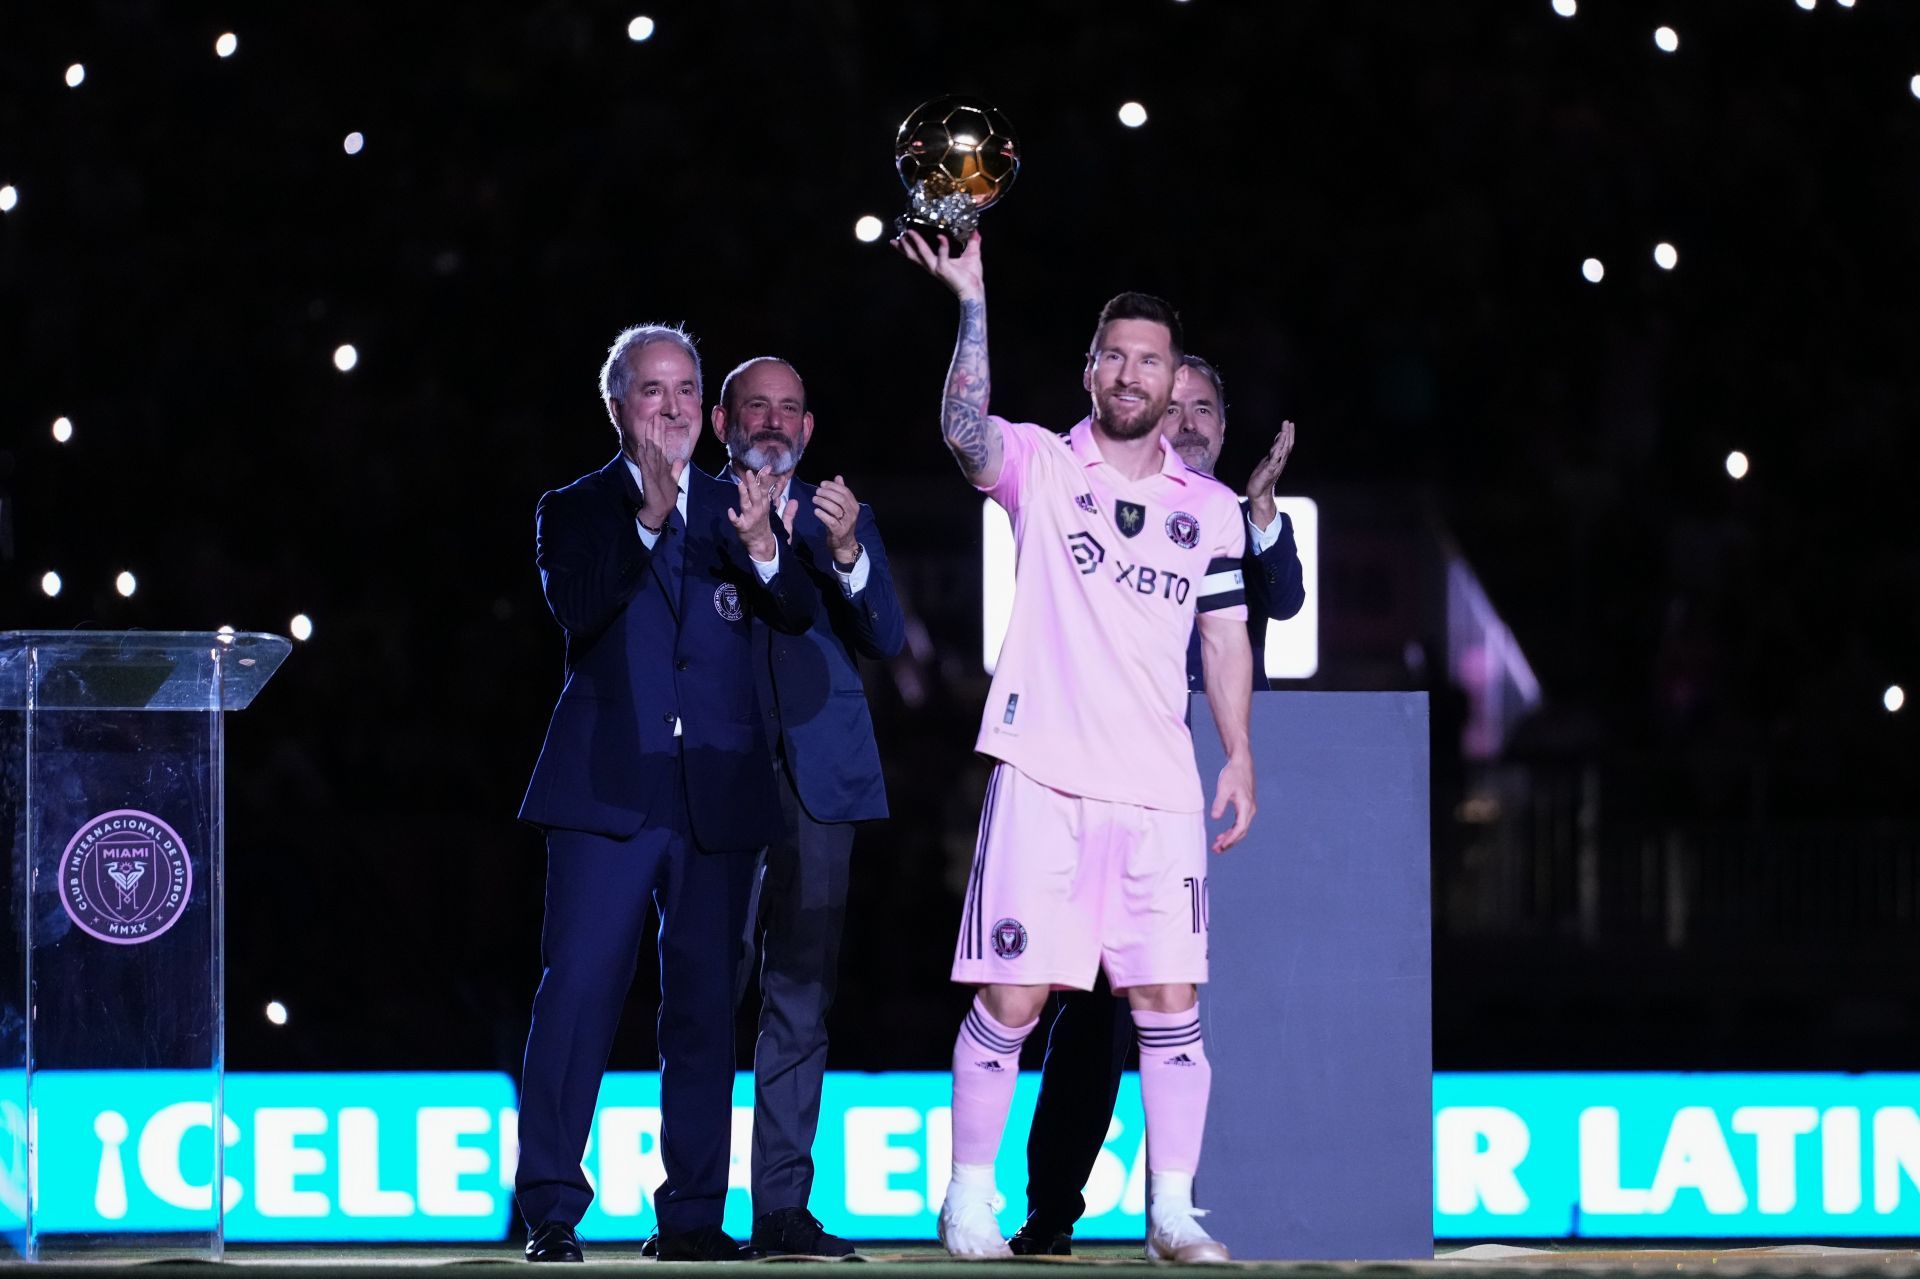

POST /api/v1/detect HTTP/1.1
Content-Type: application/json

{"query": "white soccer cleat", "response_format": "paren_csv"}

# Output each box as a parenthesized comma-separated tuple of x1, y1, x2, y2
(1146, 1205, 1231, 1264)
(938, 1183, 1013, 1259)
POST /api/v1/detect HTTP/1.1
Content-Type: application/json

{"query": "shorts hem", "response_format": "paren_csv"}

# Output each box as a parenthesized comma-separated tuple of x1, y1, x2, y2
(950, 966, 1101, 992)
(1101, 969, 1209, 991)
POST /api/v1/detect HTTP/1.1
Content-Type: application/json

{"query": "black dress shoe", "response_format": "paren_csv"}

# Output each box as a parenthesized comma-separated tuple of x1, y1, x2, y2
(644, 1223, 747, 1261)
(1008, 1214, 1073, 1256)
(525, 1221, 583, 1262)
(749, 1206, 857, 1258)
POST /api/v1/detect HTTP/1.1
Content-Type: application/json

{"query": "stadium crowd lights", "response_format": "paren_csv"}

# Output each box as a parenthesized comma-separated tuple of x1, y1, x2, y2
(1118, 101, 1149, 128)
(1654, 26, 1680, 54)
(1582, 257, 1605, 284)
(215, 32, 238, 58)
(115, 571, 137, 598)
(290, 613, 314, 641)
(853, 215, 883, 243)
(0, 185, 17, 213)
(1887, 686, 1908, 714)
(40, 572, 62, 599)
(64, 63, 85, 88)
(52, 416, 74, 443)
(1725, 450, 1751, 480)
(628, 15, 656, 42)
(333, 343, 358, 372)
(1654, 242, 1679, 270)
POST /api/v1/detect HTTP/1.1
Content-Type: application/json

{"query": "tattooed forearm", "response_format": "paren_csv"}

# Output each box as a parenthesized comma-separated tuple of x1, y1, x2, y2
(941, 297, 997, 479)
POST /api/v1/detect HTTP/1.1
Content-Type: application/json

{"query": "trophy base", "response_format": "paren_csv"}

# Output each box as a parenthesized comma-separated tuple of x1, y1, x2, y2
(895, 213, 974, 257)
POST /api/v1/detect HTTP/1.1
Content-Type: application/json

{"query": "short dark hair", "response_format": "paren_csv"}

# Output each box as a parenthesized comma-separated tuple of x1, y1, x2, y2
(719, 355, 804, 419)
(1180, 354, 1227, 426)
(1091, 292, 1184, 361)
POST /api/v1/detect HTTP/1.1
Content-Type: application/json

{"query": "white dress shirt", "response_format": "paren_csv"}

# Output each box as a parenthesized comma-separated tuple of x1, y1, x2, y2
(1248, 507, 1284, 555)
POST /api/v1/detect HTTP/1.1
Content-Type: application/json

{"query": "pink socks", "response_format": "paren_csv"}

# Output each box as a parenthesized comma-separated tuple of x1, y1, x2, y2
(1132, 1005, 1212, 1176)
(949, 996, 1038, 1167)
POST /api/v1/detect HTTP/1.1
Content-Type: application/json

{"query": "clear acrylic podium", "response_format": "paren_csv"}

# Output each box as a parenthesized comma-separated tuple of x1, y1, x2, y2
(0, 632, 291, 1261)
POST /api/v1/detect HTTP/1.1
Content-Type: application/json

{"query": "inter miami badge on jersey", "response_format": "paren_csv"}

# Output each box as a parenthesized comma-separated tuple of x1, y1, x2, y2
(1115, 500, 1146, 537)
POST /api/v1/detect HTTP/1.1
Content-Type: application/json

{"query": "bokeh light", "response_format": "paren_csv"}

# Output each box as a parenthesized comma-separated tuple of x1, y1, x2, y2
(1654, 242, 1679, 270)
(0, 185, 17, 213)
(215, 33, 238, 58)
(854, 215, 884, 243)
(343, 131, 365, 156)
(627, 15, 656, 41)
(334, 344, 359, 372)
(40, 572, 62, 598)
(1654, 26, 1680, 53)
(1582, 258, 1605, 284)
(1118, 101, 1148, 128)
(1725, 450, 1750, 480)
(1886, 686, 1907, 714)
(290, 613, 314, 641)
(65, 63, 86, 88)
(115, 571, 137, 598)
(52, 416, 74, 443)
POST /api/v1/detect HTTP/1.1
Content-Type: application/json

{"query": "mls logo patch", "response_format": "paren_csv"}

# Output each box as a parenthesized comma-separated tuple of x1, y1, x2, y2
(712, 583, 745, 622)
(1115, 500, 1147, 538)
(991, 917, 1029, 959)
(1165, 510, 1201, 549)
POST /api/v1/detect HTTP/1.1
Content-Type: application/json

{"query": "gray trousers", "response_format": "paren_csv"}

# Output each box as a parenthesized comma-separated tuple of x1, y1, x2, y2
(742, 757, 856, 1217)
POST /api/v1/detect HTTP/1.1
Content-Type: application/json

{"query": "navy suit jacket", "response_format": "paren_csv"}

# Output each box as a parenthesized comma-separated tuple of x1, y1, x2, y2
(519, 456, 819, 851)
(1186, 502, 1307, 692)
(757, 478, 907, 825)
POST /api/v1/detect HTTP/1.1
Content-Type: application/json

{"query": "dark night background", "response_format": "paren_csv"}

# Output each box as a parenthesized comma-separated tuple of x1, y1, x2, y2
(3, 1, 1917, 1077)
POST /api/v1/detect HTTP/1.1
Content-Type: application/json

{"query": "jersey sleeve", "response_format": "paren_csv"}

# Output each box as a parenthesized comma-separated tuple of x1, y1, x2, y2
(973, 416, 1045, 513)
(1195, 492, 1250, 618)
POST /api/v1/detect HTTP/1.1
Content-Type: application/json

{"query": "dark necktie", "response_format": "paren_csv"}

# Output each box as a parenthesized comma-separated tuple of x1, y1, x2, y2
(654, 502, 686, 613)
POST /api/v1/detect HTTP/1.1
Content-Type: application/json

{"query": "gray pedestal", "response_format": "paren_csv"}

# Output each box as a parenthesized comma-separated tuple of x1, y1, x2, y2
(1191, 691, 1433, 1260)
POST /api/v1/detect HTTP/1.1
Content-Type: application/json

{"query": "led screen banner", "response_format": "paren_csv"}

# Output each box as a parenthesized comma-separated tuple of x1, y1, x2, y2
(6, 1071, 1145, 1243)
(1435, 1073, 1920, 1237)
(8, 1071, 1920, 1242)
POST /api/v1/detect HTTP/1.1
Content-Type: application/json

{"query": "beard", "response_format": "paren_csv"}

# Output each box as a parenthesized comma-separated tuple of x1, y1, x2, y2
(1169, 431, 1216, 474)
(727, 424, 803, 475)
(1093, 385, 1170, 442)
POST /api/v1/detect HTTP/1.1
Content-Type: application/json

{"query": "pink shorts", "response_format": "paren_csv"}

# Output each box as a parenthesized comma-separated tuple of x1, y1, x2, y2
(951, 763, 1210, 991)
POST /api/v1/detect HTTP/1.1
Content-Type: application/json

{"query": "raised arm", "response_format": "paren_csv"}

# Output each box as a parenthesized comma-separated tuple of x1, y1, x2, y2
(893, 230, 1004, 488)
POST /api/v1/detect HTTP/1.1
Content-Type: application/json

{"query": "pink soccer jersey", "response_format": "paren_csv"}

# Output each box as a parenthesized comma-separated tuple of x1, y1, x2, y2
(975, 416, 1248, 814)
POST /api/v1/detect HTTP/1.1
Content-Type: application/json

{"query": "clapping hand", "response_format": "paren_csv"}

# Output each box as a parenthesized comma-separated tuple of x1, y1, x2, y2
(812, 475, 862, 566)
(1245, 420, 1295, 531)
(727, 464, 780, 562)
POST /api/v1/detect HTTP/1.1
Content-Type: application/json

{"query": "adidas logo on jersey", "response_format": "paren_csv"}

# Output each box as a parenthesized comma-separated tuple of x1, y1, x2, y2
(1166, 1053, 1198, 1067)
(973, 1060, 1005, 1072)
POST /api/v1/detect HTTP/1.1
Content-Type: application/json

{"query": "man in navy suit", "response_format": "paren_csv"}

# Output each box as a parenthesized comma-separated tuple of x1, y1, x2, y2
(1010, 353, 1306, 1256)
(514, 324, 818, 1263)
(708, 356, 907, 1258)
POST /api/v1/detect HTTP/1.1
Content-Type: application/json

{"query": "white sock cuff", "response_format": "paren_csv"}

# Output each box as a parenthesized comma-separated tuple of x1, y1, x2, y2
(950, 1161, 999, 1190)
(1150, 1170, 1196, 1212)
